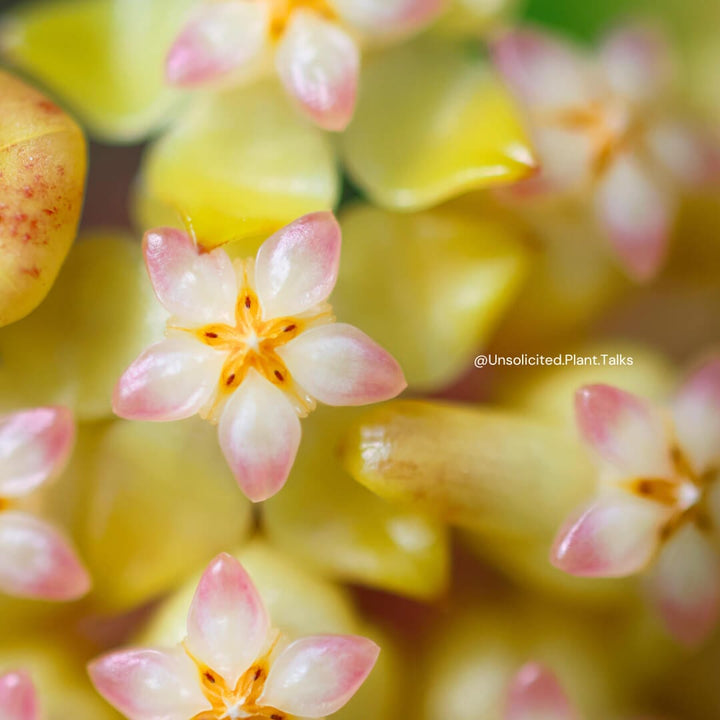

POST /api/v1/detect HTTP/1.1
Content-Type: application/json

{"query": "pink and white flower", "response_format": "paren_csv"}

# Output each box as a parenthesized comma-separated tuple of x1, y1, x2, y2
(0, 671, 39, 720)
(551, 355, 720, 646)
(492, 24, 720, 281)
(0, 407, 90, 601)
(113, 212, 406, 502)
(89, 552, 380, 720)
(505, 663, 578, 720)
(165, 0, 445, 131)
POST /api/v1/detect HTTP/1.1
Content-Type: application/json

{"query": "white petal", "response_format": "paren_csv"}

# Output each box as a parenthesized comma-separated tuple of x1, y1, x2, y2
(531, 126, 594, 191)
(88, 648, 210, 720)
(491, 28, 598, 110)
(551, 495, 667, 577)
(0, 511, 90, 601)
(331, 0, 444, 36)
(673, 355, 720, 473)
(143, 227, 238, 326)
(278, 323, 406, 406)
(254, 212, 341, 319)
(648, 525, 720, 647)
(0, 407, 74, 498)
(186, 553, 270, 687)
(595, 153, 674, 281)
(166, 0, 270, 87)
(600, 25, 672, 102)
(113, 337, 225, 422)
(260, 635, 380, 717)
(574, 384, 673, 479)
(218, 370, 301, 502)
(276, 12, 359, 131)
(506, 663, 578, 720)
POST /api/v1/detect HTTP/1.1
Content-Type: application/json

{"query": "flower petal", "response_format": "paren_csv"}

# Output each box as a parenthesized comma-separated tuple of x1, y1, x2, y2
(491, 28, 596, 110)
(259, 635, 380, 717)
(166, 0, 269, 86)
(113, 337, 225, 422)
(595, 153, 674, 282)
(255, 212, 341, 319)
(506, 663, 578, 720)
(0, 511, 90, 600)
(88, 647, 210, 720)
(143, 227, 238, 326)
(185, 553, 270, 687)
(331, 0, 444, 36)
(218, 370, 301, 502)
(279, 324, 406, 406)
(600, 25, 672, 102)
(550, 496, 666, 577)
(276, 12, 359, 132)
(0, 407, 74, 498)
(647, 120, 720, 188)
(575, 384, 672, 478)
(673, 355, 720, 473)
(0, 670, 38, 720)
(648, 524, 720, 647)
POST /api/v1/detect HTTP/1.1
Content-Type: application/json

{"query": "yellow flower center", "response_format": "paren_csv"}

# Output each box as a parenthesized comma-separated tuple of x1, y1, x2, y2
(627, 445, 719, 541)
(187, 636, 287, 720)
(264, 0, 337, 39)
(174, 258, 333, 422)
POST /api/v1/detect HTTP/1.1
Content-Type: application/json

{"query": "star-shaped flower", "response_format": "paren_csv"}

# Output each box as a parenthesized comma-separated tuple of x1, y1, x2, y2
(113, 212, 406, 502)
(551, 356, 720, 646)
(89, 552, 380, 720)
(0, 407, 90, 601)
(0, 671, 38, 720)
(165, 0, 445, 130)
(492, 24, 720, 281)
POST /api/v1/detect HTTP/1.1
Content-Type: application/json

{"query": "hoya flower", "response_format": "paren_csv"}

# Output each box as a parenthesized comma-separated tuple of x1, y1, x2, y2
(492, 25, 720, 281)
(552, 356, 720, 646)
(0, 407, 90, 601)
(0, 670, 38, 720)
(505, 662, 578, 720)
(113, 212, 406, 502)
(89, 552, 380, 720)
(165, 0, 445, 130)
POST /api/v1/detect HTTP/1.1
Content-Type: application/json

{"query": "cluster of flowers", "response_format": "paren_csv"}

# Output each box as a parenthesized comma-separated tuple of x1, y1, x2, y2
(0, 0, 718, 718)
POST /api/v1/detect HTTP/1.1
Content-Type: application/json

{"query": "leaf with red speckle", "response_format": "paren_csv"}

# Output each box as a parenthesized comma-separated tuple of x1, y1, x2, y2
(0, 70, 86, 327)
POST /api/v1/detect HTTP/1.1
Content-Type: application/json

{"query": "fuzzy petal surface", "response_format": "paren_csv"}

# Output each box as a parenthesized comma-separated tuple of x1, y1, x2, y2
(0, 407, 74, 498)
(113, 337, 225, 422)
(218, 370, 301, 501)
(186, 553, 270, 687)
(551, 496, 666, 578)
(166, 0, 269, 86)
(279, 323, 406, 406)
(260, 635, 379, 718)
(506, 663, 578, 720)
(255, 212, 341, 319)
(648, 524, 720, 647)
(88, 647, 210, 720)
(575, 384, 672, 479)
(143, 227, 237, 326)
(276, 12, 358, 131)
(0, 511, 89, 600)
(0, 670, 38, 720)
(595, 153, 674, 281)
(331, 0, 444, 36)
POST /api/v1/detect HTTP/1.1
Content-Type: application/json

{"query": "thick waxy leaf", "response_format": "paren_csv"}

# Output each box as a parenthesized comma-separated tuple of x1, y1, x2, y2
(134, 81, 339, 250)
(264, 407, 448, 600)
(0, 71, 85, 326)
(0, 232, 165, 420)
(1, 0, 196, 142)
(333, 203, 528, 390)
(340, 37, 537, 210)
